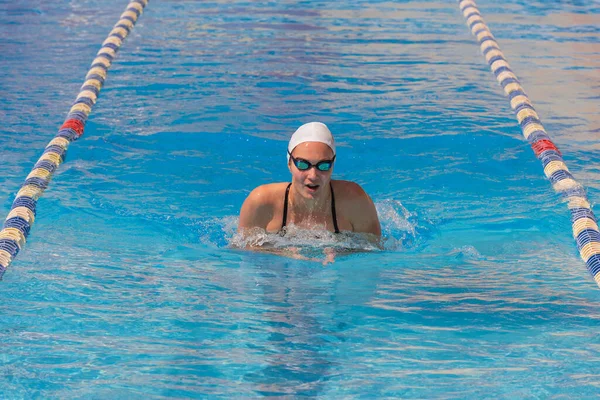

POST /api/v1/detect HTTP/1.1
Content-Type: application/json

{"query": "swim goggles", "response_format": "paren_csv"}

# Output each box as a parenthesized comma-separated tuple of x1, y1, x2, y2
(288, 151, 336, 171)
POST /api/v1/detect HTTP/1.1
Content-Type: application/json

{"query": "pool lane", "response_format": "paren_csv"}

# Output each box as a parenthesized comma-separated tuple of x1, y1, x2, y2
(458, 0, 600, 287)
(0, 0, 149, 279)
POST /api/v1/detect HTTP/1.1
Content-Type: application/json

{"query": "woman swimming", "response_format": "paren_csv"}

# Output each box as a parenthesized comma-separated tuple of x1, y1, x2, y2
(238, 122, 381, 238)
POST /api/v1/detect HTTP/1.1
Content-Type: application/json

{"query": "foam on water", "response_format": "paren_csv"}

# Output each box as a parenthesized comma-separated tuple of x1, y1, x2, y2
(376, 199, 431, 251)
(197, 199, 433, 259)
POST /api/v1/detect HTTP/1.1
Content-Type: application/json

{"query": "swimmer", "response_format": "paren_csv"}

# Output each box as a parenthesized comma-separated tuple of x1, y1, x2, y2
(238, 122, 381, 249)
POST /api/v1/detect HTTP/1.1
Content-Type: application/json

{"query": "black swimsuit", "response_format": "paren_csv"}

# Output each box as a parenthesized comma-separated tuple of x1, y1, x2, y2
(281, 182, 340, 233)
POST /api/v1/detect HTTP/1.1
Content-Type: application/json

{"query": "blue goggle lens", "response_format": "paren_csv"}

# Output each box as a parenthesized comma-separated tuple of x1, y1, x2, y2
(317, 161, 333, 171)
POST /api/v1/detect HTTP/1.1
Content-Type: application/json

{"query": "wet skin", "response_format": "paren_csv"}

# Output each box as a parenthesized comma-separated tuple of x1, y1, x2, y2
(238, 141, 381, 237)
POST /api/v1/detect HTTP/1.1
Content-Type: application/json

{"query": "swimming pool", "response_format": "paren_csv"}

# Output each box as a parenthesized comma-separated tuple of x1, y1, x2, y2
(1, 0, 599, 397)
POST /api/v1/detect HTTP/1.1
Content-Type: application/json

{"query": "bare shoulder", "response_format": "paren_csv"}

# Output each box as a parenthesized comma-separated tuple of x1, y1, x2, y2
(332, 180, 371, 204)
(245, 182, 288, 204)
(332, 180, 381, 236)
(239, 182, 289, 230)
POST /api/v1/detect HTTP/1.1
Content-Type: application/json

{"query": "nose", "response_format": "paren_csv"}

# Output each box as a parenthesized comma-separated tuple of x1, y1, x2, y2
(306, 166, 318, 179)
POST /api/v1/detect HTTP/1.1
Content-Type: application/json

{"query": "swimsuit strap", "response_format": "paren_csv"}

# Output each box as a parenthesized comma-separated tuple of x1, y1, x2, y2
(330, 182, 340, 234)
(281, 182, 292, 229)
(282, 182, 340, 234)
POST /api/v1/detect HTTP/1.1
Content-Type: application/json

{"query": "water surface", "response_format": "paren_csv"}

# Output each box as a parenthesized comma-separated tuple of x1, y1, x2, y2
(0, 0, 599, 397)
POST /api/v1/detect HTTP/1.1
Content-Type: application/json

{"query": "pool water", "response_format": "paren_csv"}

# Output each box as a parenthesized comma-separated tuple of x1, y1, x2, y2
(1, 0, 599, 397)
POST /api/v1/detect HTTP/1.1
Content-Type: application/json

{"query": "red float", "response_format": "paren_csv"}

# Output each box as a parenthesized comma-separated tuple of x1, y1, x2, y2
(531, 139, 561, 157)
(60, 119, 85, 136)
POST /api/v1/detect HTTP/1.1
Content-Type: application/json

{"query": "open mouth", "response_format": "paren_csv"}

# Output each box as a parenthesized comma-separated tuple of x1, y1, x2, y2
(306, 184, 320, 190)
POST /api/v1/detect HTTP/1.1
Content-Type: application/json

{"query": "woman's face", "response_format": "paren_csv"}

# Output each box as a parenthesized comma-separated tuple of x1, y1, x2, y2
(288, 141, 335, 200)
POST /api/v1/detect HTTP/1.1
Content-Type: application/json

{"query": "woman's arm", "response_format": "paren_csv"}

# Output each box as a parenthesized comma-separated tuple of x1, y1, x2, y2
(238, 186, 273, 232)
(345, 182, 381, 237)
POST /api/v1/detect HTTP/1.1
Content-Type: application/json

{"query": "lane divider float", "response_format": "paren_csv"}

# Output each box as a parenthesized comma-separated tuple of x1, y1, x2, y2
(458, 0, 600, 286)
(0, 0, 149, 279)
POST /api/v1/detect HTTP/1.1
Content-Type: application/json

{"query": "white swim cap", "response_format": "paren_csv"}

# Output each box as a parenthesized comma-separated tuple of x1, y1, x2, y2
(287, 122, 336, 162)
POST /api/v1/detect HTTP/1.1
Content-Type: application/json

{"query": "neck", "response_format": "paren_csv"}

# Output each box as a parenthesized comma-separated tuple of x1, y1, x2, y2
(289, 182, 331, 215)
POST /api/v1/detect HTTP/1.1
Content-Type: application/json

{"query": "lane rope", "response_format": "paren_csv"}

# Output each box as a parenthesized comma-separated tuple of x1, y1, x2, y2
(0, 0, 149, 279)
(458, 0, 600, 286)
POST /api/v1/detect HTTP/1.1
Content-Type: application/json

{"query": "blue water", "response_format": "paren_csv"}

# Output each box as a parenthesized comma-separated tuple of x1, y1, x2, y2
(1, 0, 599, 397)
